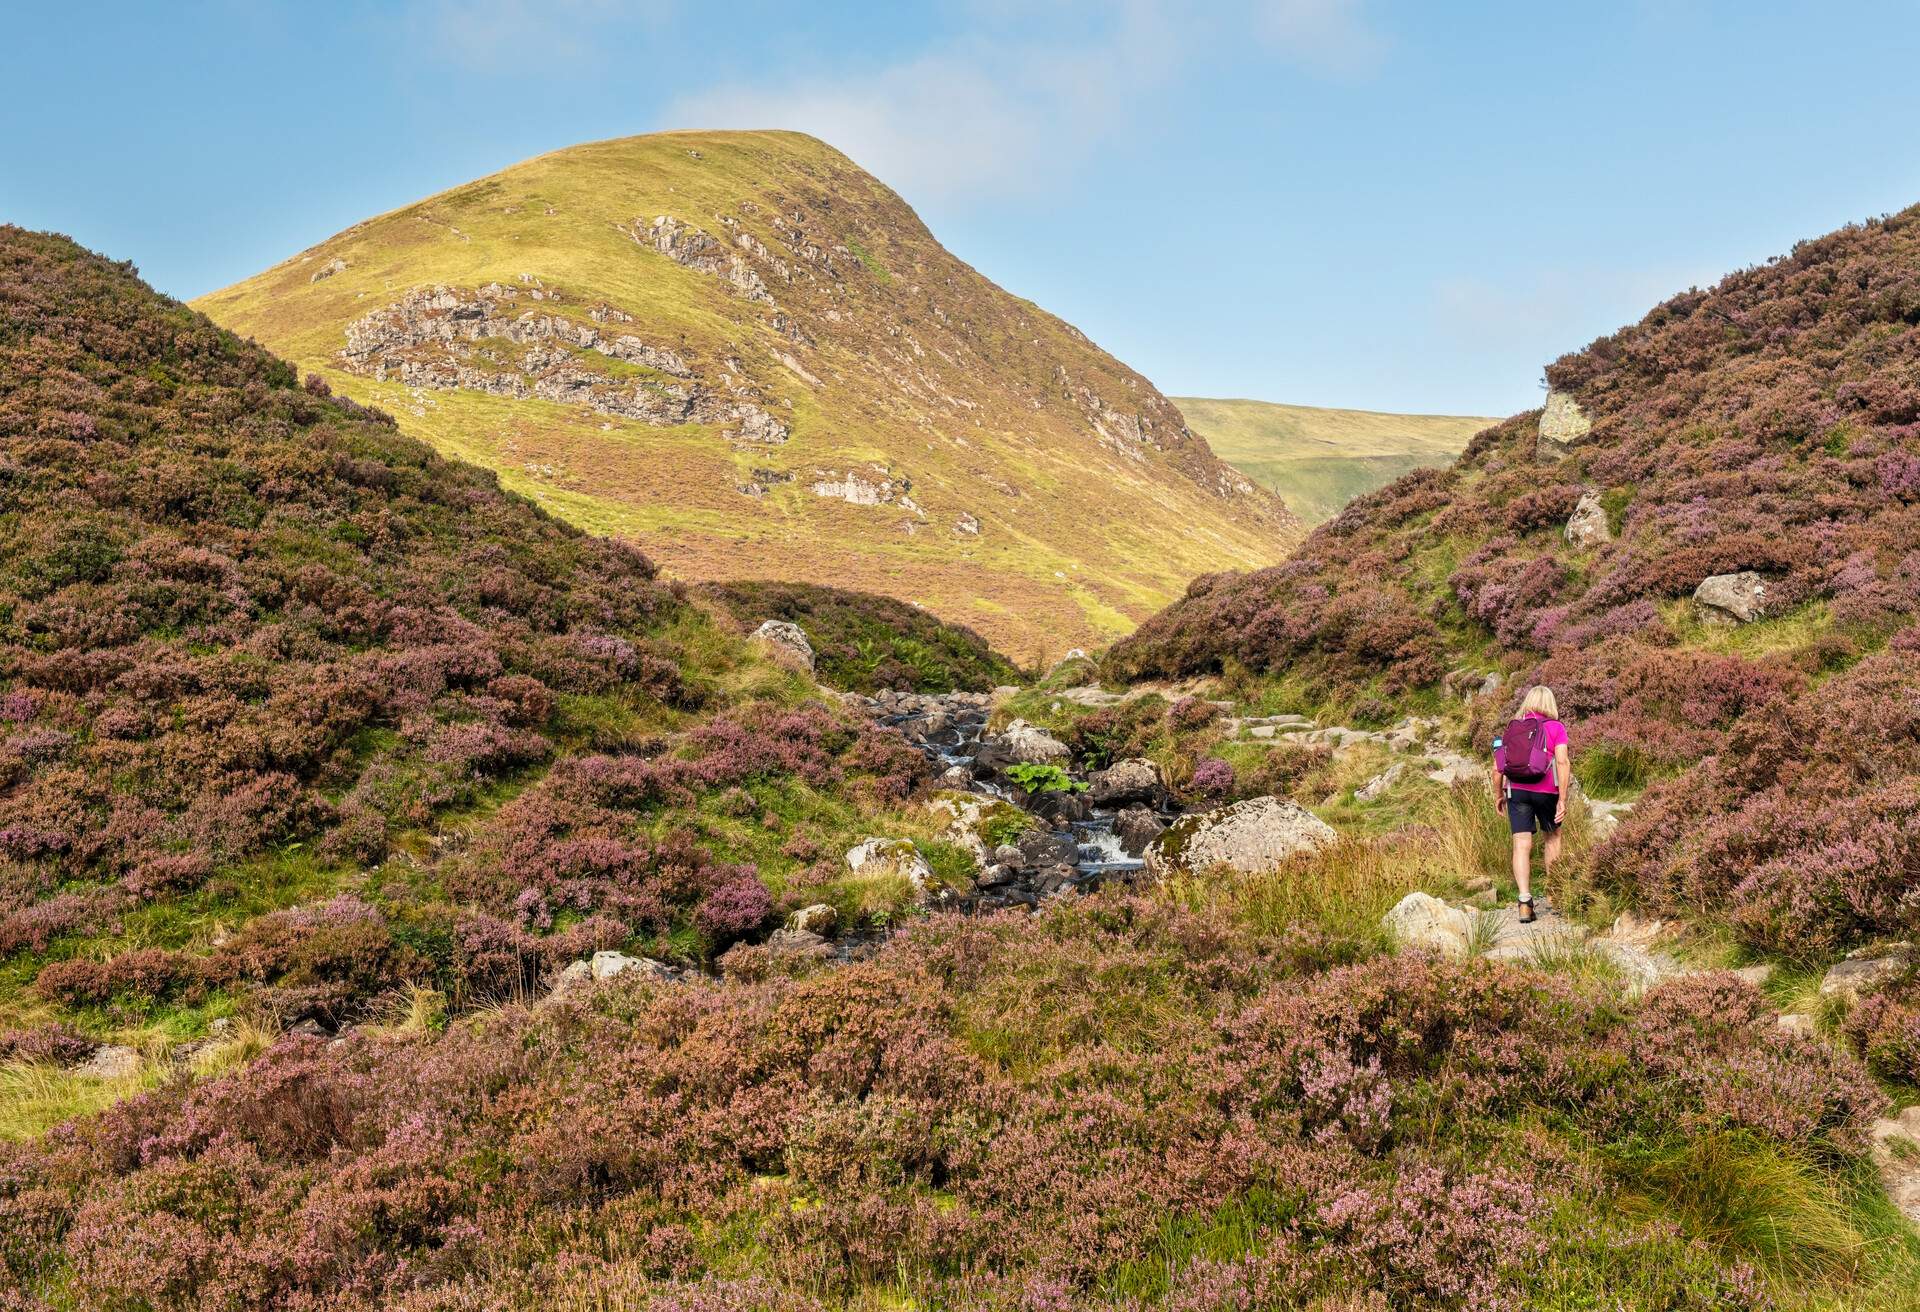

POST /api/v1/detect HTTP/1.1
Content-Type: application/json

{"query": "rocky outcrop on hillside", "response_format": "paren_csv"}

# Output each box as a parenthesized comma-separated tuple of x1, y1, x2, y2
(201, 131, 1299, 656)
(339, 283, 789, 443)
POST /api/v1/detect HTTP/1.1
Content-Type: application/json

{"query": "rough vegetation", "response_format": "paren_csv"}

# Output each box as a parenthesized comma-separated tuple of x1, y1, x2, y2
(193, 130, 1298, 661)
(0, 227, 937, 1053)
(5, 192, 1920, 1311)
(699, 580, 1021, 694)
(1119, 204, 1920, 959)
(0, 898, 1900, 1311)
(1178, 396, 1495, 525)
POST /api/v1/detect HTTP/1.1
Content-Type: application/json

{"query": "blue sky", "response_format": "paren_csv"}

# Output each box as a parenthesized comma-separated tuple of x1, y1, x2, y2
(4, 0, 1918, 415)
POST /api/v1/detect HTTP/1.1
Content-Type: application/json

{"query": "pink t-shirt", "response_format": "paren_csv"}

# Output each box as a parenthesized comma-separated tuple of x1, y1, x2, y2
(1494, 712, 1568, 794)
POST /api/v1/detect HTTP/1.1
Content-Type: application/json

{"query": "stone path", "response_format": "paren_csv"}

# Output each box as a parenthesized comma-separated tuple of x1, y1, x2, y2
(1382, 892, 1691, 995)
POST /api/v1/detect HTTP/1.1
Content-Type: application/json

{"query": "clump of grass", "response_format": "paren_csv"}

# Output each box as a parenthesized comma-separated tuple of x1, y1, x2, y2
(1164, 835, 1406, 944)
(0, 1055, 156, 1140)
(1435, 781, 1511, 891)
(1606, 1132, 1873, 1287)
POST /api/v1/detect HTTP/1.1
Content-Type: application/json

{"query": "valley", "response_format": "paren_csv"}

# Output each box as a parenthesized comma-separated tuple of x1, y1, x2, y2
(4, 138, 1920, 1312)
(1178, 396, 1497, 525)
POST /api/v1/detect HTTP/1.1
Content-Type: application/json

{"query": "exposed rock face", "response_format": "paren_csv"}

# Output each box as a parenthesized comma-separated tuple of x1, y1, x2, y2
(1818, 943, 1914, 1003)
(1694, 571, 1768, 624)
(636, 215, 775, 305)
(338, 284, 789, 443)
(1145, 796, 1337, 877)
(1383, 892, 1474, 957)
(309, 256, 347, 283)
(1088, 758, 1163, 808)
(750, 619, 815, 673)
(1537, 389, 1591, 460)
(810, 466, 916, 509)
(844, 837, 935, 892)
(1564, 492, 1612, 548)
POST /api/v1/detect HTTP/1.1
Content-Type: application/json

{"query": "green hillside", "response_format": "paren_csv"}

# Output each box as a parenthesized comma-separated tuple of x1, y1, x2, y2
(1177, 396, 1495, 524)
(194, 131, 1299, 663)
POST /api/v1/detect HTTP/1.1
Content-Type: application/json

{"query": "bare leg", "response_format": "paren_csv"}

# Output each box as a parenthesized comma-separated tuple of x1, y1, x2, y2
(1541, 828, 1562, 890)
(1510, 832, 1533, 903)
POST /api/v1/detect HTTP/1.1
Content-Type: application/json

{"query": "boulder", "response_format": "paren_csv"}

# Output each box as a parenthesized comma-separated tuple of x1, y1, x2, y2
(1017, 829, 1079, 867)
(1818, 943, 1914, 1004)
(1585, 798, 1633, 841)
(309, 256, 348, 283)
(1114, 805, 1166, 857)
(591, 950, 673, 982)
(787, 903, 838, 937)
(1776, 1013, 1817, 1037)
(1088, 757, 1163, 807)
(548, 958, 593, 999)
(1424, 751, 1484, 787)
(1537, 389, 1591, 460)
(750, 619, 815, 673)
(766, 928, 832, 959)
(1693, 571, 1768, 624)
(1564, 492, 1612, 548)
(75, 1044, 140, 1079)
(1382, 892, 1474, 957)
(1355, 763, 1407, 803)
(844, 837, 936, 891)
(1870, 1107, 1920, 1224)
(995, 718, 1070, 766)
(1145, 796, 1337, 877)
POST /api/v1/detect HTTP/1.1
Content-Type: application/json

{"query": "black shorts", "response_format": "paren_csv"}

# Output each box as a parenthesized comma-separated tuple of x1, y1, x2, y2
(1507, 788, 1561, 835)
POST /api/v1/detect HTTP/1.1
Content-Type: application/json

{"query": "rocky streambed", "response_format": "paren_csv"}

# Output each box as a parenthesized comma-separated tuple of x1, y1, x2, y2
(854, 689, 1177, 910)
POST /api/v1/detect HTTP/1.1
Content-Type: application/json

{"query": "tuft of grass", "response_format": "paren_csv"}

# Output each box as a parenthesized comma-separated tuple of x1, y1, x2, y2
(0, 1055, 157, 1140)
(1163, 834, 1403, 945)
(1605, 1132, 1874, 1287)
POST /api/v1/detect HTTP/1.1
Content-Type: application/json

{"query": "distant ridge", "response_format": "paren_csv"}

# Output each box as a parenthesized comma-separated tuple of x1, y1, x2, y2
(1176, 396, 1495, 525)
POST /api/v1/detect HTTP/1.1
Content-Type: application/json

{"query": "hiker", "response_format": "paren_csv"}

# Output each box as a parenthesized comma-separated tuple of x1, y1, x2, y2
(1491, 685, 1570, 924)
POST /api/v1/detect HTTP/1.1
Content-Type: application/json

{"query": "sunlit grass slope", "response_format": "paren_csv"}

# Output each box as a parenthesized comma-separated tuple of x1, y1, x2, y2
(1177, 395, 1495, 524)
(196, 131, 1299, 663)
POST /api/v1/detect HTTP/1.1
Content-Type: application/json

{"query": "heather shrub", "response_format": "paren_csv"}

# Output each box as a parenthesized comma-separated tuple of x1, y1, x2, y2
(0, 896, 1894, 1308)
(1841, 974, 1920, 1086)
(0, 226, 692, 951)
(699, 580, 1021, 694)
(1597, 648, 1920, 956)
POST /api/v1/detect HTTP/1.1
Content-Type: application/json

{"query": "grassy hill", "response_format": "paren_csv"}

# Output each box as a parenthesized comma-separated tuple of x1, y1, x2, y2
(1176, 396, 1495, 525)
(194, 131, 1298, 663)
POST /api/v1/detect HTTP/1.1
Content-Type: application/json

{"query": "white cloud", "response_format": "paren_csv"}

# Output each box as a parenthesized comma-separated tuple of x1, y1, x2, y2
(1258, 0, 1386, 76)
(410, 0, 674, 71)
(663, 0, 1384, 201)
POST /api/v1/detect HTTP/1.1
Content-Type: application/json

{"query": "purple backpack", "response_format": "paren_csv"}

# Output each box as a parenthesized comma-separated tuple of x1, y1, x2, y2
(1500, 716, 1554, 784)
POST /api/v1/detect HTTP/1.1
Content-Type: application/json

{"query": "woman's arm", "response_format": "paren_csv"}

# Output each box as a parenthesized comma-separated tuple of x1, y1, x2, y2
(1553, 743, 1572, 822)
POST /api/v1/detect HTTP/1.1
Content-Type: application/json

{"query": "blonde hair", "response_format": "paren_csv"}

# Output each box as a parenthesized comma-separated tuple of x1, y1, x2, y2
(1518, 685, 1559, 719)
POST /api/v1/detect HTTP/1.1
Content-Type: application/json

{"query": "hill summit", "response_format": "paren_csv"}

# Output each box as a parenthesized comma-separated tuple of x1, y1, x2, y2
(195, 130, 1297, 659)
